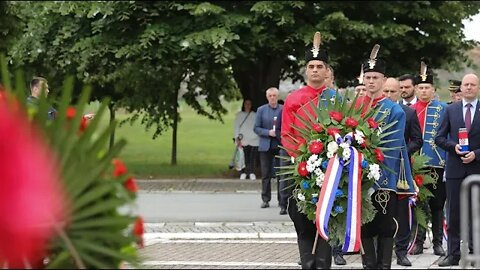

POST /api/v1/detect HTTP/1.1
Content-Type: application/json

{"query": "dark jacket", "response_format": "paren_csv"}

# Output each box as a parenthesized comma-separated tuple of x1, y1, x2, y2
(400, 103, 423, 156)
(435, 101, 480, 178)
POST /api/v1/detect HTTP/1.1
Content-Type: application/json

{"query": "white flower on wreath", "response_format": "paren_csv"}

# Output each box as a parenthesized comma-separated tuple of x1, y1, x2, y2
(339, 142, 351, 161)
(314, 167, 323, 177)
(316, 173, 325, 187)
(327, 141, 338, 158)
(367, 163, 381, 181)
(355, 129, 365, 145)
(297, 193, 306, 201)
(306, 154, 319, 173)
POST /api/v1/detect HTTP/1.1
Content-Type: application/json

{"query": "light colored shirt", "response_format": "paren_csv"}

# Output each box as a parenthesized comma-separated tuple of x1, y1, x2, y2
(462, 98, 478, 125)
(233, 111, 259, 147)
(402, 96, 417, 106)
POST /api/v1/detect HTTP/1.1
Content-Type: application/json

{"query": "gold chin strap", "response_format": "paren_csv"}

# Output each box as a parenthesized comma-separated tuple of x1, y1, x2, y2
(375, 190, 390, 215)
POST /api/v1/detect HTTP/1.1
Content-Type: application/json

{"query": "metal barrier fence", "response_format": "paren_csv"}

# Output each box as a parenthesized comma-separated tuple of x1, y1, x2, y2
(460, 174, 480, 268)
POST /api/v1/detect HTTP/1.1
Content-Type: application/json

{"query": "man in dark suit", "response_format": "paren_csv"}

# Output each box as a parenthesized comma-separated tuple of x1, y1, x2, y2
(383, 77, 423, 266)
(435, 73, 480, 267)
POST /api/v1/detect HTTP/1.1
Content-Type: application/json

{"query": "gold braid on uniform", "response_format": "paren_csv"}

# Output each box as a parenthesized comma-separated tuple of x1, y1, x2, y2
(375, 190, 390, 214)
(396, 152, 410, 190)
(430, 168, 439, 189)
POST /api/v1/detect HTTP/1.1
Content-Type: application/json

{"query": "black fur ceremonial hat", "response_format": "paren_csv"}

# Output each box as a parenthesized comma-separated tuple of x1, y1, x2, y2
(362, 44, 386, 74)
(414, 61, 434, 85)
(448, 79, 461, 92)
(305, 32, 328, 63)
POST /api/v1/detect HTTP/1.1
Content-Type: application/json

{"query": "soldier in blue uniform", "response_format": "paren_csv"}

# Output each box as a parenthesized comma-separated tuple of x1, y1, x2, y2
(410, 62, 447, 256)
(355, 45, 416, 269)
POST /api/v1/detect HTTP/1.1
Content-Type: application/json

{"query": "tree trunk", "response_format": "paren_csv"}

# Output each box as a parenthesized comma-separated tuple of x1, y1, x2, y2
(171, 87, 179, 166)
(231, 55, 284, 110)
(108, 102, 116, 150)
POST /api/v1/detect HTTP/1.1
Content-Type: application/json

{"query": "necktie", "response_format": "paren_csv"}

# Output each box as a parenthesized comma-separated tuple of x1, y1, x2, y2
(465, 103, 472, 132)
(406, 102, 411, 106)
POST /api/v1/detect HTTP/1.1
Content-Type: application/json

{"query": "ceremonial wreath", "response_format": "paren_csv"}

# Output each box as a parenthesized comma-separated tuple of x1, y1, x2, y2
(280, 92, 404, 252)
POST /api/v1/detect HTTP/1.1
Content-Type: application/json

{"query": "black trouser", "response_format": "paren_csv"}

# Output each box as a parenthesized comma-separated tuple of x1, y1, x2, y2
(362, 190, 398, 238)
(415, 167, 446, 247)
(288, 196, 332, 269)
(394, 195, 411, 256)
(259, 147, 279, 203)
(277, 149, 291, 208)
(241, 145, 258, 175)
(361, 190, 397, 269)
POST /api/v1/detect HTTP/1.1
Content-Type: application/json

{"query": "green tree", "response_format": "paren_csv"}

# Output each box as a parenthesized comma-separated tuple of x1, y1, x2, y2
(8, 1, 480, 165)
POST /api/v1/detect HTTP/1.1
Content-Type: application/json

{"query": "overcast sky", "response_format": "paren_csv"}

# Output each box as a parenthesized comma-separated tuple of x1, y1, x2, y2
(463, 13, 480, 42)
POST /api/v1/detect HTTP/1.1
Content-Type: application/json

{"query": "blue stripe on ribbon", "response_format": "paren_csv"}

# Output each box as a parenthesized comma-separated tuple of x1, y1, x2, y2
(342, 147, 355, 252)
(321, 159, 343, 238)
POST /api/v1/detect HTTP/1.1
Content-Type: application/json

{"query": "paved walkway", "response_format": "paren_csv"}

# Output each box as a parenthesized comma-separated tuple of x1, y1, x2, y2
(134, 179, 467, 269)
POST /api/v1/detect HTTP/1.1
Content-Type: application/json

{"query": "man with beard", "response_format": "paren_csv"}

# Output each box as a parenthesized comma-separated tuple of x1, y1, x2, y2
(399, 74, 418, 106)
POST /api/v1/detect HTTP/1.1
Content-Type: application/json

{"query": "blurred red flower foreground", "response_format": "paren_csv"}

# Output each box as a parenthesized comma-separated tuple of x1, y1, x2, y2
(0, 95, 66, 267)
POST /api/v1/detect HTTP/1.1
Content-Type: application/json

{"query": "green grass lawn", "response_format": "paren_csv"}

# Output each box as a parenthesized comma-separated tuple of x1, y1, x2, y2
(91, 100, 243, 179)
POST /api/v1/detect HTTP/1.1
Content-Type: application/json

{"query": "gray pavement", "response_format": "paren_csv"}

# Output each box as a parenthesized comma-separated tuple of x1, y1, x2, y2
(133, 179, 467, 269)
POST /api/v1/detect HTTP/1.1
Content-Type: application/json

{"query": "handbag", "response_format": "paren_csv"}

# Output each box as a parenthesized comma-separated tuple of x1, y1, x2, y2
(234, 145, 246, 171)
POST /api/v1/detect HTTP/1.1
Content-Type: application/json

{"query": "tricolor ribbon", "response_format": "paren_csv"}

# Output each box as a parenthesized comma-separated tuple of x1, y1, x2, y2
(315, 133, 363, 252)
(407, 195, 418, 253)
(443, 215, 448, 242)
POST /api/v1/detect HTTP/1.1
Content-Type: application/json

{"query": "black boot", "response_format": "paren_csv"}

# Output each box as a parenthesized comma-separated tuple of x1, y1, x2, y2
(431, 210, 446, 256)
(314, 237, 332, 269)
(376, 237, 394, 269)
(297, 238, 315, 269)
(361, 238, 377, 269)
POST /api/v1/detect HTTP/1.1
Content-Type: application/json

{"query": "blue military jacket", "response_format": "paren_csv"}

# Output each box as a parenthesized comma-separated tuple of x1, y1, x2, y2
(414, 100, 447, 168)
(374, 98, 415, 194)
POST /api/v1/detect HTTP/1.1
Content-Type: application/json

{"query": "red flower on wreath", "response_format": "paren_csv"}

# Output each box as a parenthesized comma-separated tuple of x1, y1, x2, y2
(66, 106, 76, 120)
(327, 127, 341, 137)
(297, 161, 309, 177)
(345, 117, 359, 128)
(414, 175, 424, 187)
(374, 148, 385, 162)
(367, 118, 379, 129)
(0, 98, 66, 267)
(329, 111, 343, 122)
(113, 158, 128, 177)
(124, 177, 139, 193)
(133, 216, 145, 248)
(312, 123, 323, 133)
(308, 141, 324, 155)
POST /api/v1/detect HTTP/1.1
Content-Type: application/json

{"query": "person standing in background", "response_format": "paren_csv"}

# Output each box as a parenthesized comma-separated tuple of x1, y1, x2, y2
(254, 88, 284, 210)
(410, 62, 447, 258)
(26, 76, 57, 120)
(435, 73, 480, 267)
(399, 74, 418, 106)
(233, 99, 260, 180)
